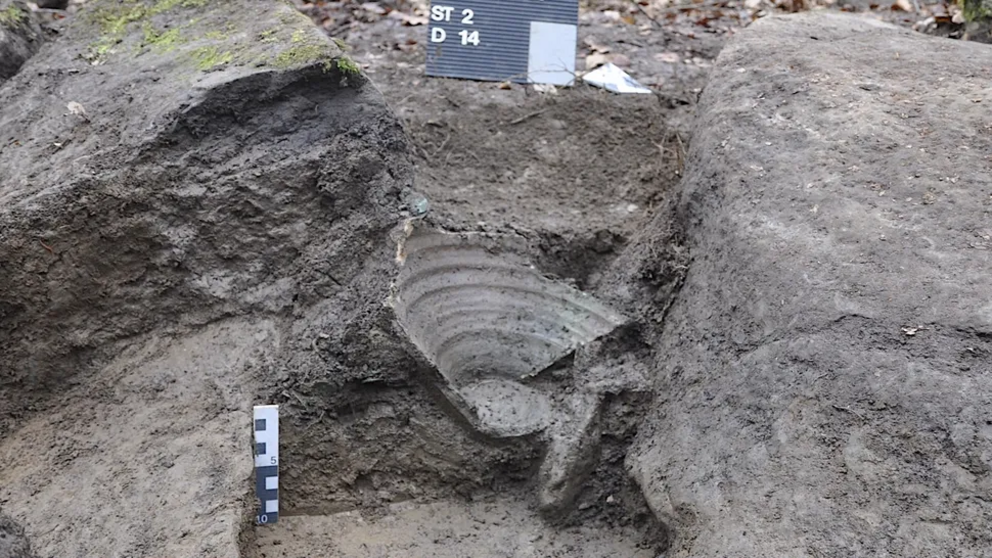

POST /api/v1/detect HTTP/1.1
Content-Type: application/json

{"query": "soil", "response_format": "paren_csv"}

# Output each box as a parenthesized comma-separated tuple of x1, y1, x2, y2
(256, 4, 992, 556)
(0, 511, 34, 558)
(250, 4, 697, 556)
(3, 0, 689, 555)
(2, 1, 990, 557)
(250, 497, 656, 558)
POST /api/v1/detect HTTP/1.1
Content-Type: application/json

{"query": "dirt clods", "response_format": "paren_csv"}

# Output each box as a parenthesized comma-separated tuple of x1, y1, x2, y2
(0, 512, 34, 558)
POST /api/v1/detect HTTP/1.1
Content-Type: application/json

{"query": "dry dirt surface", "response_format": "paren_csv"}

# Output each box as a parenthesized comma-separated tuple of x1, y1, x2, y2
(1, 1, 991, 558)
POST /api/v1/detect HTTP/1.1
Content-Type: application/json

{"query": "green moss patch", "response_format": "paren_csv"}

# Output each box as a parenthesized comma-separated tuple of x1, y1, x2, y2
(78, 0, 354, 76)
(258, 28, 278, 43)
(0, 5, 27, 27)
(191, 45, 233, 69)
(336, 55, 360, 75)
(142, 22, 184, 51)
(91, 2, 148, 36)
(151, 0, 208, 13)
(961, 0, 992, 21)
(273, 44, 332, 71)
(83, 0, 212, 63)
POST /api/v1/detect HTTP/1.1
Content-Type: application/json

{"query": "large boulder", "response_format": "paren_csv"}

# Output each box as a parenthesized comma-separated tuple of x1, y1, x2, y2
(0, 0, 414, 555)
(0, 0, 44, 83)
(0, 0, 411, 433)
(614, 12, 992, 557)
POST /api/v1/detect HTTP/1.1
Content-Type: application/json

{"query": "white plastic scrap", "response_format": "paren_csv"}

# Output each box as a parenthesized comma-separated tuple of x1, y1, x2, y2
(581, 63, 652, 94)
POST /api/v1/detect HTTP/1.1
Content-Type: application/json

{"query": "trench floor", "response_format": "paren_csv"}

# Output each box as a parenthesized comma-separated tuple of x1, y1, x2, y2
(252, 497, 654, 558)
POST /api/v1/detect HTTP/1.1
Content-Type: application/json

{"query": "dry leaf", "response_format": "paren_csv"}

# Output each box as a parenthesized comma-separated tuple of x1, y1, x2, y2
(583, 37, 611, 54)
(388, 11, 428, 25)
(408, 0, 429, 14)
(497, 81, 513, 90)
(533, 83, 557, 95)
(66, 101, 89, 121)
(745, 0, 762, 8)
(655, 52, 681, 64)
(611, 54, 631, 67)
(891, 0, 914, 12)
(397, 39, 419, 52)
(585, 53, 610, 70)
(361, 2, 387, 15)
(621, 14, 637, 25)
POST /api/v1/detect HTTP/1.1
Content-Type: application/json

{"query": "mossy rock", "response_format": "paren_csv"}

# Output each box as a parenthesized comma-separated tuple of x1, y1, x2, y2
(961, 0, 992, 22)
(0, 0, 44, 82)
(75, 0, 358, 79)
(0, 2, 411, 554)
(0, 4, 28, 27)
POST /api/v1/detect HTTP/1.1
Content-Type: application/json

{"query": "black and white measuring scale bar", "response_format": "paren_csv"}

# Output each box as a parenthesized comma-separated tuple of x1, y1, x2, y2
(425, 0, 579, 86)
(254, 405, 279, 525)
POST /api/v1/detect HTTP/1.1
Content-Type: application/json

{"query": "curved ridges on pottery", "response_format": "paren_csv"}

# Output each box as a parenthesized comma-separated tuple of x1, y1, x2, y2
(391, 228, 627, 388)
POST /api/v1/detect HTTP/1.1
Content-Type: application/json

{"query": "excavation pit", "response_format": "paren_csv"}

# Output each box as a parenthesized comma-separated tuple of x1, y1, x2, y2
(0, 1, 688, 555)
(252, 225, 668, 557)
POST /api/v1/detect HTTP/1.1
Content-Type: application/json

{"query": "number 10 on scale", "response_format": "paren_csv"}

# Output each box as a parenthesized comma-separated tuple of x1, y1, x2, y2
(430, 5, 480, 46)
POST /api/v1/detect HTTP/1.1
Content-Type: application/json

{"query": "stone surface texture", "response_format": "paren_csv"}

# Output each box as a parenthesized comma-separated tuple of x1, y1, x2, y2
(616, 12, 992, 558)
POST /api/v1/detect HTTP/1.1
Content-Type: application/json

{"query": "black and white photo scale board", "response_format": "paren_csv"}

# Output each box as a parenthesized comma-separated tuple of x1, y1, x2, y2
(425, 0, 579, 85)
(254, 404, 279, 525)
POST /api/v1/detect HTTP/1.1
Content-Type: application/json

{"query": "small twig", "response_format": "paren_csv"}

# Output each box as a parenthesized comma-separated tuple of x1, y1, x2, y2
(674, 132, 686, 175)
(654, 0, 734, 14)
(628, 0, 662, 27)
(509, 110, 546, 125)
(431, 131, 451, 158)
(304, 410, 326, 431)
(39, 240, 55, 255)
(324, 21, 353, 38)
(282, 389, 307, 409)
(832, 404, 865, 421)
(415, 143, 431, 161)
